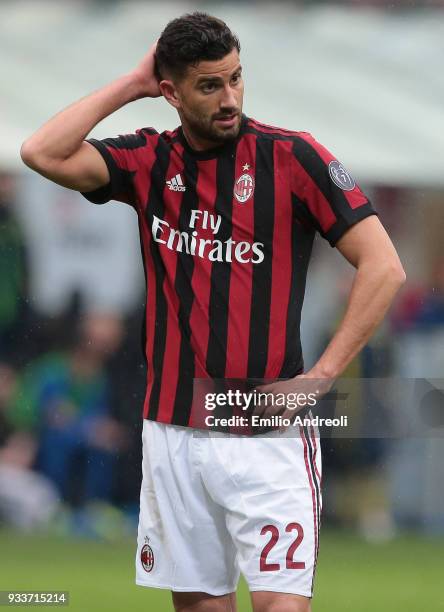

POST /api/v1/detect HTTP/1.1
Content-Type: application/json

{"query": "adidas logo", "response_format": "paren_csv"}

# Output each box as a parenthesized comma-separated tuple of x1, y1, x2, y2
(166, 174, 186, 192)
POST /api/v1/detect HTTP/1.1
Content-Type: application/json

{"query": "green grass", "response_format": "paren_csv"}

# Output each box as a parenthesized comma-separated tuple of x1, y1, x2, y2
(0, 529, 442, 611)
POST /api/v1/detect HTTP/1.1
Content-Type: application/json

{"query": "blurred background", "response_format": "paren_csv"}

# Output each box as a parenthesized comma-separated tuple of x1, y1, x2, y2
(0, 1, 443, 610)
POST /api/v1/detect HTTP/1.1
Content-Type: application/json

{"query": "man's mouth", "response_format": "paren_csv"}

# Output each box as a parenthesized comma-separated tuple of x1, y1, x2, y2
(213, 113, 239, 128)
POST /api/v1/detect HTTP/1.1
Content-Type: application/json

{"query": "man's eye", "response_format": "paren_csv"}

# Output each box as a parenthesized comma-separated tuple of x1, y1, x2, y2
(202, 83, 216, 93)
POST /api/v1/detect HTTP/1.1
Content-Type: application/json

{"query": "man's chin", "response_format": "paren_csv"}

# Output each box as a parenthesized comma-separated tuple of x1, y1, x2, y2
(213, 128, 239, 142)
(211, 120, 241, 142)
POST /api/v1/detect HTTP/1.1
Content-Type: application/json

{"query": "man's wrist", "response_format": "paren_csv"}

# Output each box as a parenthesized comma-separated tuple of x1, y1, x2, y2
(124, 71, 155, 101)
(308, 361, 340, 381)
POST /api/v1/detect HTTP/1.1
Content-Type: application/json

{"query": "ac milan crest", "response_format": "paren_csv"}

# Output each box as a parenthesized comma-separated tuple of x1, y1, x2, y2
(234, 173, 254, 203)
(141, 541, 155, 573)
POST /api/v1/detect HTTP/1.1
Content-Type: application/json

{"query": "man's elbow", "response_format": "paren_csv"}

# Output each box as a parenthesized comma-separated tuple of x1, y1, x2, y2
(20, 140, 57, 178)
(396, 264, 407, 287)
(384, 258, 407, 289)
(20, 139, 41, 170)
(360, 254, 406, 289)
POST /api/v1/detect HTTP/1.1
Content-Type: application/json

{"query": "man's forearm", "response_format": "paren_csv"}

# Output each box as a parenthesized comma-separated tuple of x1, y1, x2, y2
(20, 73, 145, 164)
(311, 260, 406, 380)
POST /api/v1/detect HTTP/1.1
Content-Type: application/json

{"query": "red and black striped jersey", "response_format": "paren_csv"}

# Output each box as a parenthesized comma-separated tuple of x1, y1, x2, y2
(81, 114, 376, 427)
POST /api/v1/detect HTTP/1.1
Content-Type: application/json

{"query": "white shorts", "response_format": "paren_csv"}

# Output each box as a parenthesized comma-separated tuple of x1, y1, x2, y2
(135, 420, 322, 598)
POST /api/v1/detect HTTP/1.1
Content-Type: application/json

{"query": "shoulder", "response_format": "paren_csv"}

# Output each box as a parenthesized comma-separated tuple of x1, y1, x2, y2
(245, 117, 311, 142)
(96, 127, 180, 166)
(157, 126, 181, 147)
(102, 127, 178, 149)
(245, 118, 323, 155)
(245, 118, 328, 166)
(124, 126, 182, 153)
(118, 127, 158, 150)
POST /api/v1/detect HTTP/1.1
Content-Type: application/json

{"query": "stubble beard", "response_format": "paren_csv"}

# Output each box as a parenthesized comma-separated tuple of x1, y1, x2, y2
(183, 108, 242, 146)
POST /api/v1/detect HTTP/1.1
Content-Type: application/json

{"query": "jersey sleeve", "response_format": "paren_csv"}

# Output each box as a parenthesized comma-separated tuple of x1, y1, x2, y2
(80, 128, 158, 207)
(290, 132, 377, 246)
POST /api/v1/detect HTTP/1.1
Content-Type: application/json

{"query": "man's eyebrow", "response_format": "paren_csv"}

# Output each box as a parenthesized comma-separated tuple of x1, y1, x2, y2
(196, 65, 242, 84)
(196, 75, 222, 84)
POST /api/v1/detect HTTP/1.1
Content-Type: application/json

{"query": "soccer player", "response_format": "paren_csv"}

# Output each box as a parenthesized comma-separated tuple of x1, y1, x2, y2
(21, 12, 405, 612)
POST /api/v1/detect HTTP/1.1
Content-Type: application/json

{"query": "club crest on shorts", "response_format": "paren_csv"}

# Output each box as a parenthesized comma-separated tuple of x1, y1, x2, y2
(234, 172, 255, 203)
(141, 537, 155, 573)
(328, 160, 356, 191)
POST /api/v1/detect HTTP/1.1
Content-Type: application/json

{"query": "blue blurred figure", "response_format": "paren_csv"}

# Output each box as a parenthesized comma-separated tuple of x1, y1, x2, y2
(12, 313, 127, 507)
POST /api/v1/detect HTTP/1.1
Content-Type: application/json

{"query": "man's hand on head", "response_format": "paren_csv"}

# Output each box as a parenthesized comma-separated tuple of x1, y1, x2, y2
(129, 41, 162, 99)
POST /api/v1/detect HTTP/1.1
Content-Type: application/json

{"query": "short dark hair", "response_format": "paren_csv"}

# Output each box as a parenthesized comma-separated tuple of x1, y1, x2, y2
(155, 12, 240, 81)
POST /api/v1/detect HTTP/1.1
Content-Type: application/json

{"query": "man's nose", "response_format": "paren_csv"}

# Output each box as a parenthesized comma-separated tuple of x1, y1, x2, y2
(220, 85, 237, 110)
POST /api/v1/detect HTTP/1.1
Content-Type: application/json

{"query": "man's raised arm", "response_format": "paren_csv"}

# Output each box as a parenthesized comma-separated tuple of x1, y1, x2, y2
(20, 43, 160, 193)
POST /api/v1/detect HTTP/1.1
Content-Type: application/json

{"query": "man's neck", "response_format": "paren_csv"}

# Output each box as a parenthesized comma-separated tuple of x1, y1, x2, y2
(180, 123, 222, 152)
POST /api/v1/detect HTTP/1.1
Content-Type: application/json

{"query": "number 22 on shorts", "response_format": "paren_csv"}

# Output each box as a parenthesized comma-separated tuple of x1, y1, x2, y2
(259, 522, 306, 571)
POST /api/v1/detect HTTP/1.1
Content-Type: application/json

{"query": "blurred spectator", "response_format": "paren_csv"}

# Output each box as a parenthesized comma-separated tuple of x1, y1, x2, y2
(107, 310, 145, 511)
(0, 172, 28, 364)
(318, 271, 397, 540)
(389, 254, 444, 534)
(9, 313, 128, 508)
(0, 363, 59, 530)
(392, 255, 444, 332)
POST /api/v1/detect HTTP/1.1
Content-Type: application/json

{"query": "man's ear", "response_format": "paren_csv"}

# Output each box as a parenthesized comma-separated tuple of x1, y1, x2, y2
(159, 80, 181, 109)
